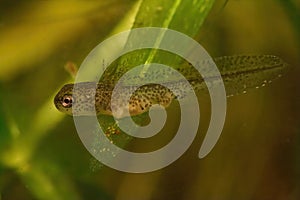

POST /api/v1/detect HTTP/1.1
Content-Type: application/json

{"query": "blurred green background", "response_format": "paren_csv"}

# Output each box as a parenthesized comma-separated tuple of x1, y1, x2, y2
(0, 0, 299, 199)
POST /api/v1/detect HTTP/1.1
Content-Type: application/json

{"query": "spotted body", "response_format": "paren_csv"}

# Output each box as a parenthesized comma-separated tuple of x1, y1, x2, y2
(54, 55, 288, 118)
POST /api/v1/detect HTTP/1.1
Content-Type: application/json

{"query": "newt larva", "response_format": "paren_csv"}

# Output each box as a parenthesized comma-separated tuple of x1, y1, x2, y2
(54, 55, 288, 118)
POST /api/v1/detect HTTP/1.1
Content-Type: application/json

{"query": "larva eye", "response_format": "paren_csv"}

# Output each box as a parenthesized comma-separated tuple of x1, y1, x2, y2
(62, 94, 74, 108)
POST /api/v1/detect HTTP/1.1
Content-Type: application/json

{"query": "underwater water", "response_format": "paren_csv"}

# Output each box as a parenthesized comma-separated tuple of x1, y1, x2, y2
(0, 0, 299, 199)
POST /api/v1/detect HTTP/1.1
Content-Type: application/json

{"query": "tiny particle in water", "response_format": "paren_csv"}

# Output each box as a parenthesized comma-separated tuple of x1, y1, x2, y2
(64, 62, 78, 78)
(156, 6, 163, 11)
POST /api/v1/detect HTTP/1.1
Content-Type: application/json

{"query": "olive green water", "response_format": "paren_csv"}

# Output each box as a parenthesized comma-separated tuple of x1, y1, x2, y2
(0, 0, 299, 199)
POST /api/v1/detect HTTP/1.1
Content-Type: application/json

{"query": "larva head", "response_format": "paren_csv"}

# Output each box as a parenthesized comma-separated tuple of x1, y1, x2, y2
(54, 82, 98, 116)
